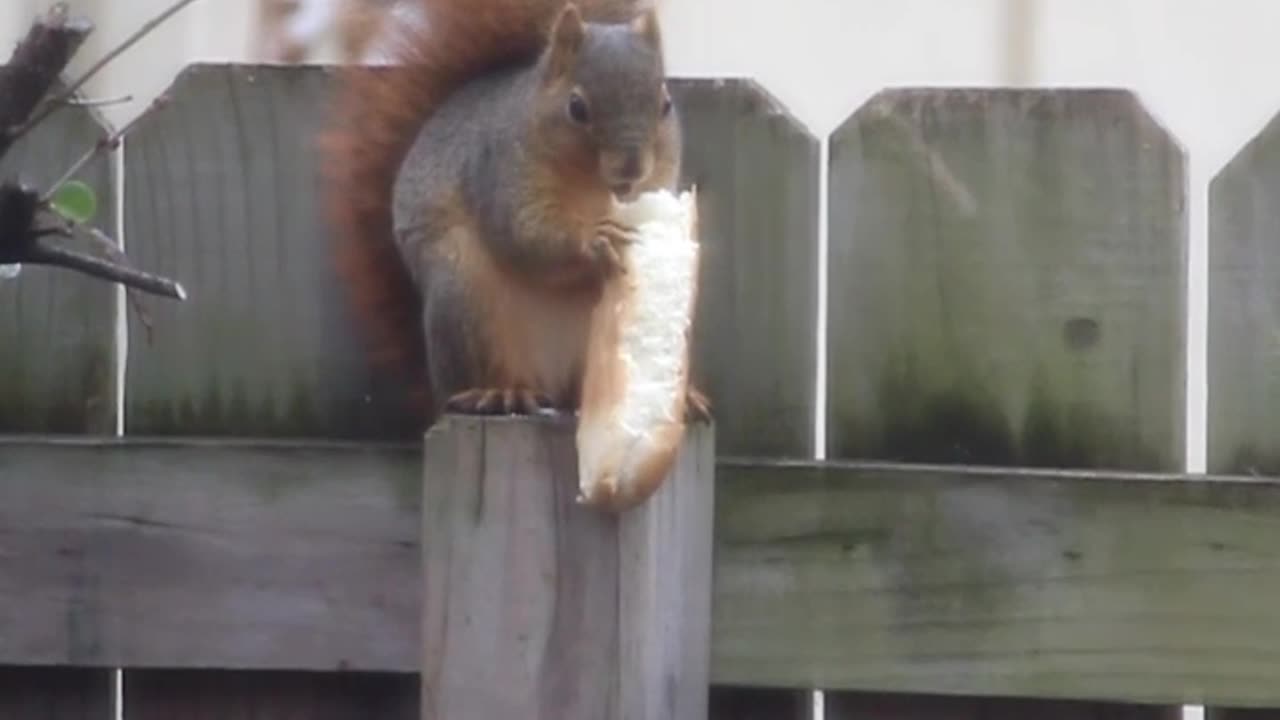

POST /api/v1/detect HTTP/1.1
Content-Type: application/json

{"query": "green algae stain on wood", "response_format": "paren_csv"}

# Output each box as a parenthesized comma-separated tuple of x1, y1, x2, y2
(671, 78, 820, 459)
(0, 77, 118, 435)
(826, 88, 1187, 471)
(121, 64, 420, 440)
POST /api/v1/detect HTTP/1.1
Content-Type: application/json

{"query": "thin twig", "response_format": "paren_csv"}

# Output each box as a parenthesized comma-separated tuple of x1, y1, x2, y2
(42, 94, 170, 202)
(8, 0, 202, 147)
(79, 223, 159, 341)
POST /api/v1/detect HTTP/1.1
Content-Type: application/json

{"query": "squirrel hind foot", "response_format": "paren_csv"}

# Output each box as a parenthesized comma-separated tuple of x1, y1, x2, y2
(445, 386, 557, 417)
(684, 386, 712, 424)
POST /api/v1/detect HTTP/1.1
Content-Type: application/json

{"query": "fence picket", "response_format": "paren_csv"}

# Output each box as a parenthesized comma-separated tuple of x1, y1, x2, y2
(0, 67, 120, 719)
(0, 73, 118, 435)
(1204, 90, 1280, 720)
(822, 87, 1188, 719)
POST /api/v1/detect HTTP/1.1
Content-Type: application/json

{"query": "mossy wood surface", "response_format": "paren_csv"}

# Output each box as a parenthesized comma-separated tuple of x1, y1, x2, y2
(6, 438, 1280, 708)
(826, 88, 1187, 471)
(672, 76, 819, 718)
(671, 78, 820, 458)
(0, 75, 117, 435)
(118, 67, 819, 457)
(121, 63, 420, 440)
(713, 460, 1280, 709)
(1208, 108, 1280, 476)
(0, 436, 419, 671)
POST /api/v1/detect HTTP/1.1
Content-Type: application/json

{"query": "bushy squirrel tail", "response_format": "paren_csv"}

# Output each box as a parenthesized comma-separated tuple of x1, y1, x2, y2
(319, 0, 651, 424)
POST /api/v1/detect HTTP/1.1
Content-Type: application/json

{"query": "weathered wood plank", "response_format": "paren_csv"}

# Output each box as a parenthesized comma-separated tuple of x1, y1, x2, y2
(674, 78, 820, 717)
(711, 460, 1280, 708)
(125, 670, 417, 719)
(0, 436, 419, 670)
(119, 69, 819, 450)
(121, 63, 419, 440)
(0, 667, 112, 719)
(824, 692, 1181, 719)
(0, 77, 117, 435)
(669, 78, 820, 458)
(420, 416, 714, 720)
(6, 440, 1280, 707)
(1207, 109, 1280, 475)
(826, 88, 1187, 470)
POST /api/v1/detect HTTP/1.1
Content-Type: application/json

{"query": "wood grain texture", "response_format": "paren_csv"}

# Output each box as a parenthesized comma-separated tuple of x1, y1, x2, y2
(420, 416, 715, 720)
(1207, 109, 1280, 475)
(125, 669, 417, 719)
(120, 70, 819, 449)
(824, 692, 1181, 720)
(826, 88, 1187, 471)
(670, 78, 820, 458)
(121, 63, 419, 440)
(712, 460, 1280, 708)
(0, 666, 112, 719)
(0, 79, 117, 435)
(5, 439, 1280, 707)
(0, 436, 419, 670)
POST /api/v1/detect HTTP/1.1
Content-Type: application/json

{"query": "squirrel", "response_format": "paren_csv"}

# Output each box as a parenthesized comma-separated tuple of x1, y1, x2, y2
(321, 0, 711, 429)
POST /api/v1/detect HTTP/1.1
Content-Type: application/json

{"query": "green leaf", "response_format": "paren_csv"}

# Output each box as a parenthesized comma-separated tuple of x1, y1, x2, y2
(49, 180, 98, 224)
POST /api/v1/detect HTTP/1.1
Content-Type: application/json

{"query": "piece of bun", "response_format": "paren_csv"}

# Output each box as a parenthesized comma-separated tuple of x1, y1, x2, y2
(576, 188, 700, 513)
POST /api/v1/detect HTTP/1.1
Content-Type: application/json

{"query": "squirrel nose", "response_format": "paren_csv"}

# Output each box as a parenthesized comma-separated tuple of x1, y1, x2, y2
(617, 150, 643, 181)
(604, 147, 648, 186)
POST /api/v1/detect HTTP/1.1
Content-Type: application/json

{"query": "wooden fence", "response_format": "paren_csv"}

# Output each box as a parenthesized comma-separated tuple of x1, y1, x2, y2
(2, 62, 1280, 719)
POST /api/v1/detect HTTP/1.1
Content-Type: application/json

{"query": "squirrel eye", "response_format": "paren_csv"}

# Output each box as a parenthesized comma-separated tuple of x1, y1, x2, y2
(661, 96, 673, 117)
(567, 92, 590, 124)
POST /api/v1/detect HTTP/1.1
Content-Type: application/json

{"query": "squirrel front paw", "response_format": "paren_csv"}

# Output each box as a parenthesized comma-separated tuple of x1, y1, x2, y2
(445, 386, 555, 416)
(684, 386, 712, 423)
(590, 219, 640, 275)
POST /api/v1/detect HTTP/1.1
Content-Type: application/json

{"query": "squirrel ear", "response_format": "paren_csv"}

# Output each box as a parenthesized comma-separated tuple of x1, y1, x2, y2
(630, 7, 662, 51)
(546, 3, 586, 78)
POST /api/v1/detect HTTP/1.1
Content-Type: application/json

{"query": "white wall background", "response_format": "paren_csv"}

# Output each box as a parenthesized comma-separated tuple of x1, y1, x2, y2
(7, 1, 1277, 717)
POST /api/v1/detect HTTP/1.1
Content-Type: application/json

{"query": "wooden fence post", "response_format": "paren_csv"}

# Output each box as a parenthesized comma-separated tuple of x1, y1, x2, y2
(420, 415, 715, 720)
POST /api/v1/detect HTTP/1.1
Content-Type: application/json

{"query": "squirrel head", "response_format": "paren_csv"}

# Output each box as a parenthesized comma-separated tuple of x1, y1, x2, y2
(532, 3, 678, 201)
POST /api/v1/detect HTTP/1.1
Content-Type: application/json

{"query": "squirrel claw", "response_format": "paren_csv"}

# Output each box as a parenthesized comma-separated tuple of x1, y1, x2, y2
(446, 387, 554, 416)
(592, 220, 640, 275)
(684, 386, 712, 423)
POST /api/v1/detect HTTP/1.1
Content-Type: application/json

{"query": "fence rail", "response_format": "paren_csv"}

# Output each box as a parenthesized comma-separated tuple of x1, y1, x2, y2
(2, 60, 1279, 720)
(4, 436, 1280, 709)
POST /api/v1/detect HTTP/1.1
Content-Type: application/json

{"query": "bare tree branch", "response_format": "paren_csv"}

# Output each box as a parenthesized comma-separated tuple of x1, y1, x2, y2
(23, 229, 187, 300)
(0, 2, 195, 304)
(0, 4, 93, 159)
(42, 93, 170, 202)
(7, 0, 202, 148)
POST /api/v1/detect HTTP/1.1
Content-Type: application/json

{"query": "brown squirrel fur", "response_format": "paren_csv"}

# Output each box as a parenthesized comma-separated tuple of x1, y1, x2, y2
(320, 0, 710, 427)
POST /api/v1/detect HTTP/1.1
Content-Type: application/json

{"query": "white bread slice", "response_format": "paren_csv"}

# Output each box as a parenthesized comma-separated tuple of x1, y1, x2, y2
(576, 188, 700, 512)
